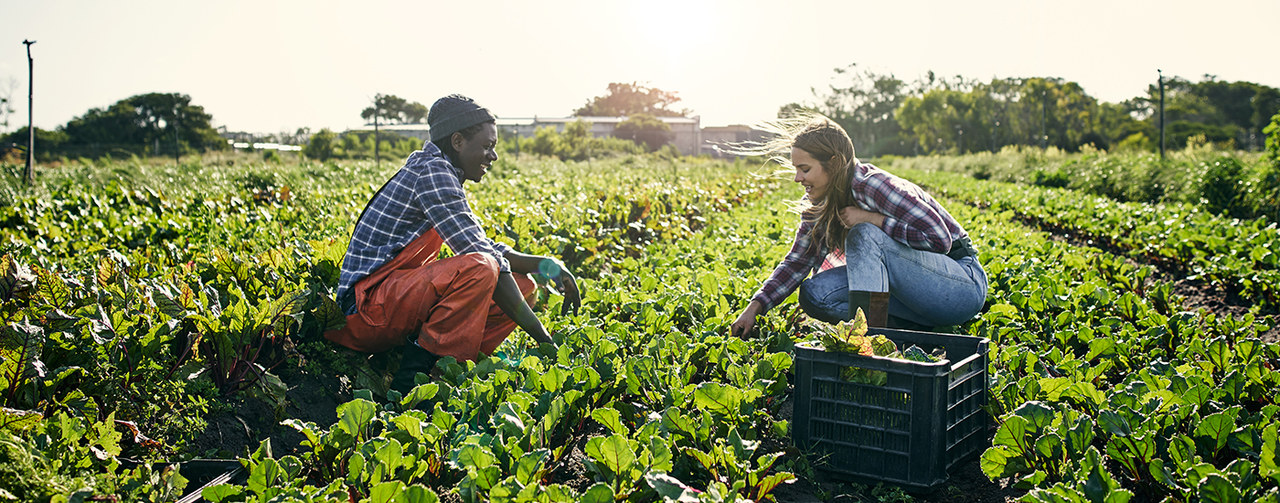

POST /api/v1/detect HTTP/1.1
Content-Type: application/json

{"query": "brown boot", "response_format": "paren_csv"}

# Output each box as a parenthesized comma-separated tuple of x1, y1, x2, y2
(849, 291, 890, 328)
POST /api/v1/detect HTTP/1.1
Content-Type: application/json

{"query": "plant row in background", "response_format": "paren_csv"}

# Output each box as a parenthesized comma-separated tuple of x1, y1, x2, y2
(883, 143, 1280, 222)
(897, 166, 1280, 315)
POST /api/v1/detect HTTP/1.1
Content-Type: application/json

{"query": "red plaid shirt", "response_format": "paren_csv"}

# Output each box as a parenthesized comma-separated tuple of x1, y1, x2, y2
(750, 162, 968, 313)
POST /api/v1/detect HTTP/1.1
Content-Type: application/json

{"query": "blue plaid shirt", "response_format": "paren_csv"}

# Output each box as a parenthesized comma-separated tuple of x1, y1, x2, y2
(336, 142, 512, 314)
(750, 162, 968, 312)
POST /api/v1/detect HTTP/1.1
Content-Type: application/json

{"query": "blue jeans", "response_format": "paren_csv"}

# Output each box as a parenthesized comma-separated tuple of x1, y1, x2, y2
(797, 223, 988, 327)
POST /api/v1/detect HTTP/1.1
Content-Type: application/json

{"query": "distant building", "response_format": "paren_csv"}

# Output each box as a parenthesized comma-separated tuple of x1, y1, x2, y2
(700, 125, 771, 157)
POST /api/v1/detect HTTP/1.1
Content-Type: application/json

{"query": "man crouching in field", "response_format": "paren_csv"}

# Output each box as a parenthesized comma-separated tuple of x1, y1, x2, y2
(325, 94, 581, 394)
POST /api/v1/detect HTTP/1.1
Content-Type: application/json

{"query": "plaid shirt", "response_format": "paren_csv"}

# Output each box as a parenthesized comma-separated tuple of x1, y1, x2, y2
(750, 162, 968, 312)
(336, 142, 512, 314)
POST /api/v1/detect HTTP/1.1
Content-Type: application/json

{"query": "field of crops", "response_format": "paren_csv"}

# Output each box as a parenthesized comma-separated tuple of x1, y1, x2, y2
(2, 150, 1278, 502)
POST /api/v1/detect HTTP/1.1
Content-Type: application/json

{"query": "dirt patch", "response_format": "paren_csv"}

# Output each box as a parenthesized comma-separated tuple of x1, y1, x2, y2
(546, 436, 593, 493)
(187, 364, 353, 459)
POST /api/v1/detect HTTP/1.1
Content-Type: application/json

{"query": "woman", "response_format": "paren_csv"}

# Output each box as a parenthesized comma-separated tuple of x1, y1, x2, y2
(729, 114, 986, 336)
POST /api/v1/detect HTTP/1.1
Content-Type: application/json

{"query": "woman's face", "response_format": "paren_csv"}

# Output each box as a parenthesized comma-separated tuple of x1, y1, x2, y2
(791, 147, 831, 200)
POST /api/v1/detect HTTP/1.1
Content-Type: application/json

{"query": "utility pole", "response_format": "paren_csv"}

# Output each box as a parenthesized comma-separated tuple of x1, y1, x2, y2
(1041, 89, 1048, 150)
(22, 40, 35, 185)
(1158, 69, 1166, 160)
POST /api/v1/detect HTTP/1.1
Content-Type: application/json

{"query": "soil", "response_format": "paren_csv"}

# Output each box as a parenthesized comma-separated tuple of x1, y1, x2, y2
(187, 363, 353, 460)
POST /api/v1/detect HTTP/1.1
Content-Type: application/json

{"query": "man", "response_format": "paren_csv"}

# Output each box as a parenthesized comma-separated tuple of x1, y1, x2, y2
(325, 94, 581, 393)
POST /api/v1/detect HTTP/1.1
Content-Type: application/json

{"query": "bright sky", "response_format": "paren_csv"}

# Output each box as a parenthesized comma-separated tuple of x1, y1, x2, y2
(3, 0, 1278, 135)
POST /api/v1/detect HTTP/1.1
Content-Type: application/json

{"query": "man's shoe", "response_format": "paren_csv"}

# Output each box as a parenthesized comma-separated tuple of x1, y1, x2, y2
(391, 338, 440, 395)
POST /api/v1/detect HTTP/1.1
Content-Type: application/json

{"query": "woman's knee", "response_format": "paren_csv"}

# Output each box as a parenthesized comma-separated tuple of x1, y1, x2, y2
(798, 275, 848, 324)
(845, 222, 887, 247)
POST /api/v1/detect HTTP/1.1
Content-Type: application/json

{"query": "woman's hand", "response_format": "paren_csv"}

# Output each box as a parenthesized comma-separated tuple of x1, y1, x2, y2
(730, 301, 763, 338)
(838, 206, 886, 229)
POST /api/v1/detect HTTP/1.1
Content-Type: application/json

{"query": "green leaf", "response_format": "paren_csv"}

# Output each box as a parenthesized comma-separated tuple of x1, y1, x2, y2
(394, 485, 439, 503)
(336, 399, 378, 439)
(993, 415, 1033, 453)
(1148, 458, 1181, 491)
(1013, 401, 1056, 431)
(1261, 424, 1280, 482)
(453, 443, 496, 470)
(980, 445, 1027, 478)
(1063, 413, 1095, 455)
(693, 382, 745, 416)
(515, 449, 549, 486)
(368, 481, 406, 503)
(1198, 473, 1242, 503)
(200, 484, 244, 502)
(1035, 433, 1064, 460)
(591, 408, 628, 436)
(34, 267, 72, 309)
(1081, 447, 1121, 502)
(400, 383, 439, 411)
(1206, 337, 1231, 372)
(1197, 410, 1238, 455)
(1098, 409, 1132, 437)
(580, 482, 614, 503)
(755, 471, 797, 499)
(585, 434, 635, 476)
(644, 472, 700, 502)
(315, 294, 347, 332)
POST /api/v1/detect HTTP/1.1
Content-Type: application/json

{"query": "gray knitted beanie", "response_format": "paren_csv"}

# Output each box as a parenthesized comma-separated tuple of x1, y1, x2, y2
(428, 94, 497, 143)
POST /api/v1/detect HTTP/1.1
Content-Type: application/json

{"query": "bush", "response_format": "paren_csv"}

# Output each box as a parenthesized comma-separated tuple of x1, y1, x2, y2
(520, 121, 645, 161)
(1198, 157, 1248, 218)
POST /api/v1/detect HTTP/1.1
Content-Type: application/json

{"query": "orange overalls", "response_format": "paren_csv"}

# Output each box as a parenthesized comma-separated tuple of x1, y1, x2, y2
(324, 229, 536, 361)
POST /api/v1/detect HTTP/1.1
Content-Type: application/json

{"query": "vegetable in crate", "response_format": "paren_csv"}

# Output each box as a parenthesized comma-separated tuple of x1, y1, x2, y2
(815, 309, 941, 385)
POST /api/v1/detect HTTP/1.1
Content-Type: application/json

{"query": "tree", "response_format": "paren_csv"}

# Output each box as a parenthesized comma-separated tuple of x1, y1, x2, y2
(815, 65, 912, 156)
(575, 82, 688, 117)
(613, 113, 672, 151)
(303, 128, 337, 161)
(61, 92, 225, 157)
(361, 94, 429, 125)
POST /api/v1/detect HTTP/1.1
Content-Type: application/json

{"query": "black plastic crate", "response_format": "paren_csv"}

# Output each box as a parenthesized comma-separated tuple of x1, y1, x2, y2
(792, 328, 989, 490)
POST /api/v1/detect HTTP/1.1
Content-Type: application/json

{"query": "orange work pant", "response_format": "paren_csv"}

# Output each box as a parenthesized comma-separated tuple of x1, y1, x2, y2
(324, 230, 535, 362)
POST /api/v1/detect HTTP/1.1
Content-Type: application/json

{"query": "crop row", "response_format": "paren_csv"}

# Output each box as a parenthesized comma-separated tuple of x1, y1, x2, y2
(897, 167, 1280, 314)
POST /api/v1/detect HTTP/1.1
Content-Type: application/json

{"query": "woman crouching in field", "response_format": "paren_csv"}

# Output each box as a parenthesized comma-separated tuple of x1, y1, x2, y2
(729, 114, 987, 336)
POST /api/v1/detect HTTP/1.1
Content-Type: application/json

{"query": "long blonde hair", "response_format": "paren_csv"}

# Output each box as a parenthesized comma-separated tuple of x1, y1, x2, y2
(733, 113, 858, 254)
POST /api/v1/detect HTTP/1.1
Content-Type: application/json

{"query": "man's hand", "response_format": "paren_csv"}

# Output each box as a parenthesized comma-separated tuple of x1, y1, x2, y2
(555, 269, 582, 316)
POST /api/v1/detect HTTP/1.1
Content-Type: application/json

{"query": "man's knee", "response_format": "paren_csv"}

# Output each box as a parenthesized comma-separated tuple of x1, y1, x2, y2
(451, 253, 501, 284)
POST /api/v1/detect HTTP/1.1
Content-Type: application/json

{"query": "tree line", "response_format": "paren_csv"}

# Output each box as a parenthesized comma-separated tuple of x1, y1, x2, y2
(793, 65, 1280, 157)
(4, 74, 1276, 164)
(2, 92, 226, 161)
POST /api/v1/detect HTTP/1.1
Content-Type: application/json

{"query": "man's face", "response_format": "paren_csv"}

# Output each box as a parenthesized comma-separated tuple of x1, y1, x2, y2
(453, 122, 499, 183)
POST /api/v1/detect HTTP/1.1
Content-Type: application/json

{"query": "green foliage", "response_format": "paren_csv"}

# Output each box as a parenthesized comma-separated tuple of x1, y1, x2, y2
(520, 122, 644, 161)
(1266, 110, 1280, 167)
(361, 94, 429, 125)
(303, 128, 338, 161)
(575, 82, 688, 117)
(0, 127, 70, 162)
(613, 113, 672, 152)
(0, 413, 187, 501)
(59, 92, 226, 158)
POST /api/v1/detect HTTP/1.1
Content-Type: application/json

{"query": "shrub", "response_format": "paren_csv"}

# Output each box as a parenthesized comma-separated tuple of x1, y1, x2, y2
(1198, 157, 1248, 218)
